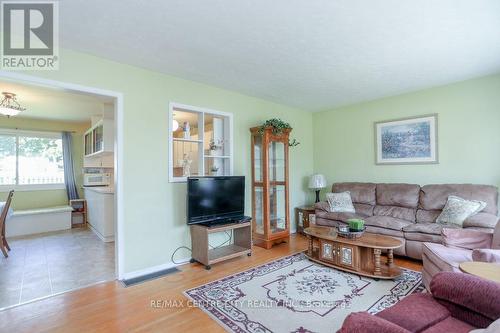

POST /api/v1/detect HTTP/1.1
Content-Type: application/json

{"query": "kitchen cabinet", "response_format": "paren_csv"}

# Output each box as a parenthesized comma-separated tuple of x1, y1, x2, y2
(84, 187, 114, 242)
(83, 153, 114, 168)
(84, 119, 114, 157)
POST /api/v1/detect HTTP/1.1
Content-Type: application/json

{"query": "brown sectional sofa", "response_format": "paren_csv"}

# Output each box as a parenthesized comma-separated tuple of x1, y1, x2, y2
(315, 182, 499, 259)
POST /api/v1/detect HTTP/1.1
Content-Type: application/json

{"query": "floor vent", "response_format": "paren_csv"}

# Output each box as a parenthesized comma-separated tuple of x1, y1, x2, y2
(121, 267, 180, 287)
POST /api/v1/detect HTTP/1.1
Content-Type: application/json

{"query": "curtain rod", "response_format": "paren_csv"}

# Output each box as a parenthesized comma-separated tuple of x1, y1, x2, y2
(4, 127, 77, 134)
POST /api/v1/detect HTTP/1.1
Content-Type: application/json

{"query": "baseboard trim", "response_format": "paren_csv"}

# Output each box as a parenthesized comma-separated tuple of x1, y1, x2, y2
(88, 223, 115, 242)
(121, 257, 191, 281)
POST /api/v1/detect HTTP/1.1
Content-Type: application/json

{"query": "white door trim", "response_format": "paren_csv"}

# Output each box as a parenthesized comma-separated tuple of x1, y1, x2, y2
(0, 70, 126, 280)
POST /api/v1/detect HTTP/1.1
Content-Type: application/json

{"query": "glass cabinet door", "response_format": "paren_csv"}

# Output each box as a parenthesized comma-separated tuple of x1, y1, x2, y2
(268, 140, 287, 234)
(252, 134, 264, 236)
(253, 186, 264, 236)
(93, 124, 103, 153)
(84, 132, 92, 155)
(268, 141, 285, 182)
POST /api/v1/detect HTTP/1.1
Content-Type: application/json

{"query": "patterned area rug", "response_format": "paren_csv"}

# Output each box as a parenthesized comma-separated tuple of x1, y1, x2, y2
(185, 253, 423, 333)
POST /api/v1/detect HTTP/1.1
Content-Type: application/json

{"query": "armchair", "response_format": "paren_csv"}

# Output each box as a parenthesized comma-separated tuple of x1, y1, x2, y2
(422, 220, 500, 290)
(338, 272, 500, 333)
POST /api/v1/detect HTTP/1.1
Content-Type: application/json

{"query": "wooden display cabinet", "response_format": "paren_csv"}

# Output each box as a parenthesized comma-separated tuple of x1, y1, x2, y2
(250, 126, 290, 249)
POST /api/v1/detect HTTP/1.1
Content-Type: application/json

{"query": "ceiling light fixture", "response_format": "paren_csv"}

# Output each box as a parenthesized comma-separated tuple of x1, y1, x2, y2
(0, 92, 26, 117)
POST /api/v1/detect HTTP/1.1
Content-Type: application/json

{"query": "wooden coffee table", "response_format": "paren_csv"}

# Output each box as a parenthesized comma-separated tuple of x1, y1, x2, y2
(304, 226, 403, 279)
(459, 262, 500, 283)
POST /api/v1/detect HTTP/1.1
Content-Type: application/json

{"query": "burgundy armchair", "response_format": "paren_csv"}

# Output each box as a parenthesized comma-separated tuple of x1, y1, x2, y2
(337, 272, 500, 333)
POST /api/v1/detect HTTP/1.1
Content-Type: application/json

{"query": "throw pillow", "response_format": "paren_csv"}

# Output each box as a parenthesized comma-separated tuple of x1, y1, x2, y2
(436, 195, 487, 227)
(326, 191, 355, 213)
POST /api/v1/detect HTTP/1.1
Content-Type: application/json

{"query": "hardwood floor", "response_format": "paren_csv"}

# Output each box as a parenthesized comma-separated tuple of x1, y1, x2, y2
(0, 234, 422, 333)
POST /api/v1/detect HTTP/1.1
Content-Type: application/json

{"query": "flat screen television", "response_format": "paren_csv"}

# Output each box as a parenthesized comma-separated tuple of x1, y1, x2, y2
(187, 176, 245, 225)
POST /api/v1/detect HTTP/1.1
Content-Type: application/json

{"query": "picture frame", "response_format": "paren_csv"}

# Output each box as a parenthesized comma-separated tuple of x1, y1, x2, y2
(374, 114, 438, 165)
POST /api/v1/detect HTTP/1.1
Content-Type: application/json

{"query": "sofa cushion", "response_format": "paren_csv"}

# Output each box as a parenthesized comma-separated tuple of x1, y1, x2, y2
(315, 210, 369, 223)
(365, 216, 414, 231)
(339, 312, 411, 333)
(315, 217, 340, 228)
(354, 203, 374, 217)
(332, 182, 376, 205)
(417, 209, 441, 223)
(419, 184, 498, 215)
(493, 221, 500, 249)
(463, 213, 499, 229)
(441, 228, 493, 250)
(374, 205, 416, 222)
(366, 226, 405, 238)
(404, 232, 442, 243)
(406, 239, 425, 259)
(420, 316, 475, 333)
(376, 183, 420, 209)
(376, 293, 451, 333)
(404, 223, 459, 235)
(422, 242, 472, 272)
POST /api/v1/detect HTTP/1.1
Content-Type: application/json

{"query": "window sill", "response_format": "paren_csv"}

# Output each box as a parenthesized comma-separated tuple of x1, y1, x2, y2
(0, 184, 66, 192)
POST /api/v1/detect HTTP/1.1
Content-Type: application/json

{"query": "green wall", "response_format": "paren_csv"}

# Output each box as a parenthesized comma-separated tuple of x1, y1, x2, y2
(19, 49, 314, 274)
(313, 74, 500, 195)
(17, 48, 499, 276)
(0, 117, 89, 209)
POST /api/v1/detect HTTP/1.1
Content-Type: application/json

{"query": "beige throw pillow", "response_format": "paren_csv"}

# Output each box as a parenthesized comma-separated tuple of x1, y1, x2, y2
(436, 195, 487, 227)
(326, 191, 355, 213)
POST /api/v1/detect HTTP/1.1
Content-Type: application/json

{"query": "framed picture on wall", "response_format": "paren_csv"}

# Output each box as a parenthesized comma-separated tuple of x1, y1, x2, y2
(375, 114, 438, 165)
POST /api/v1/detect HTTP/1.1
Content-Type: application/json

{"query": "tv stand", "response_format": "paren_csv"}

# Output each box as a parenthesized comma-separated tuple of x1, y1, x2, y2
(190, 220, 252, 270)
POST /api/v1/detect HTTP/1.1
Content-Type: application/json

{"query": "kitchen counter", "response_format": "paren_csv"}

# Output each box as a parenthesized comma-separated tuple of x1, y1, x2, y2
(82, 186, 114, 194)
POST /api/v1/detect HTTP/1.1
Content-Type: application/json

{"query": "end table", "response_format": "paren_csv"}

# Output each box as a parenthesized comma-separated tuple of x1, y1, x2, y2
(295, 205, 316, 235)
(459, 261, 500, 283)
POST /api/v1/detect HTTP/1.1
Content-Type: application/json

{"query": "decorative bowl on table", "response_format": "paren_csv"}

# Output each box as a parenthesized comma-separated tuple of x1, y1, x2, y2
(338, 225, 350, 233)
(337, 219, 366, 239)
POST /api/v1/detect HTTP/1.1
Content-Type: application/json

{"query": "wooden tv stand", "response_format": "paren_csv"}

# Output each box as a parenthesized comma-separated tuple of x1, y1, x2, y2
(190, 221, 252, 270)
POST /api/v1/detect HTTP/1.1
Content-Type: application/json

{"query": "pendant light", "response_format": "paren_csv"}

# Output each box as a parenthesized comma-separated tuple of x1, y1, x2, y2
(0, 92, 26, 117)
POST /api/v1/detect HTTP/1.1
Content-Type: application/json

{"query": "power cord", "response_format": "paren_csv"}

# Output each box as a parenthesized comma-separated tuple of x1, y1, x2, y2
(171, 246, 192, 265)
(170, 231, 233, 264)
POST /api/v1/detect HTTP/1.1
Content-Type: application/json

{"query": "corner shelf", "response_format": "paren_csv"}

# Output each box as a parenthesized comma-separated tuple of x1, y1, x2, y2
(204, 155, 230, 158)
(173, 138, 202, 143)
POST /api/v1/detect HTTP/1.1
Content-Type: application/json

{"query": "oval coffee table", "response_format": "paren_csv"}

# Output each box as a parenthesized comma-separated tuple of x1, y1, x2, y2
(304, 226, 403, 279)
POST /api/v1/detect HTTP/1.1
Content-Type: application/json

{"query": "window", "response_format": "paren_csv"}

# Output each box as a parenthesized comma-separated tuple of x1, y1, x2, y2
(168, 103, 233, 182)
(0, 129, 65, 189)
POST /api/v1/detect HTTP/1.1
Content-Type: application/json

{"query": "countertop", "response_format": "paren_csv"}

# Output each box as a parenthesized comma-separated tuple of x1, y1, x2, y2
(82, 186, 114, 194)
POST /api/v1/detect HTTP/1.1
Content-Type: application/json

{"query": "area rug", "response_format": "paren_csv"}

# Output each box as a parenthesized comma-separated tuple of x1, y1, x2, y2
(184, 253, 424, 333)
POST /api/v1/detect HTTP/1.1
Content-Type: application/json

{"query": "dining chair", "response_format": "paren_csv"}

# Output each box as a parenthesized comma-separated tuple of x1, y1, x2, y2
(0, 190, 14, 258)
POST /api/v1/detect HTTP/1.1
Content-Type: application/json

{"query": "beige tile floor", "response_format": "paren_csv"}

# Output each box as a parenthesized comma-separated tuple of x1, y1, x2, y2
(0, 228, 115, 309)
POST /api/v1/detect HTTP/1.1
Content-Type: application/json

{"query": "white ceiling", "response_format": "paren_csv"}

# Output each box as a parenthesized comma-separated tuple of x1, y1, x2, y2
(60, 0, 500, 111)
(0, 80, 109, 122)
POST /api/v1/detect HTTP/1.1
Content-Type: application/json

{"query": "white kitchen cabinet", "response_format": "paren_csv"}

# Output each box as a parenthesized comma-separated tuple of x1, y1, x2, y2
(84, 187, 114, 242)
(84, 119, 114, 157)
(84, 153, 114, 168)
